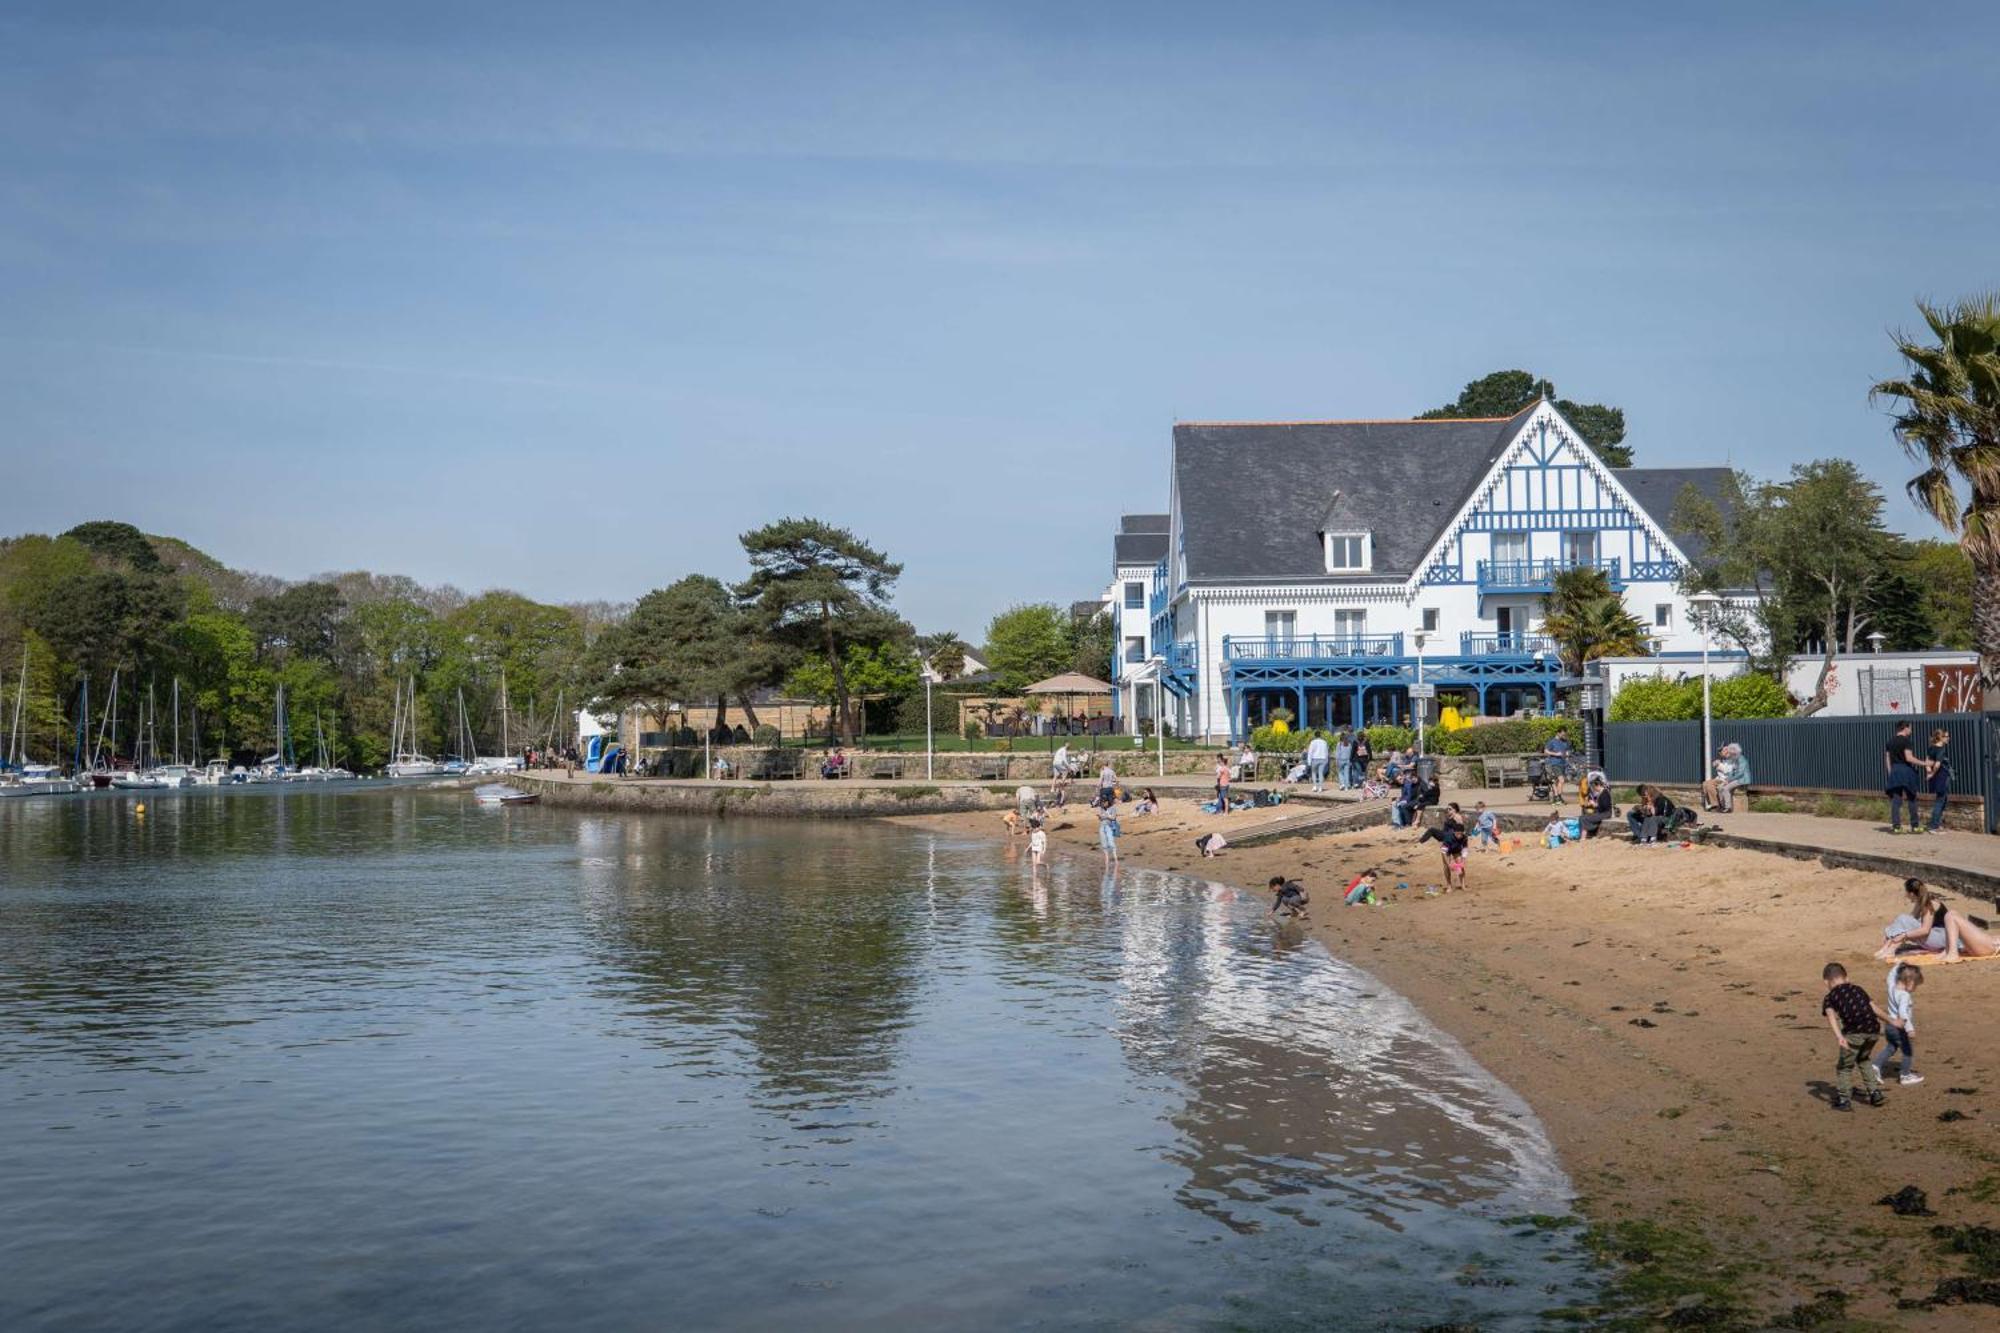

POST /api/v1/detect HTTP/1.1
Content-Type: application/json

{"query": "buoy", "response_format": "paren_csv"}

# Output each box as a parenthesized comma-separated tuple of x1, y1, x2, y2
(135, 802, 146, 815)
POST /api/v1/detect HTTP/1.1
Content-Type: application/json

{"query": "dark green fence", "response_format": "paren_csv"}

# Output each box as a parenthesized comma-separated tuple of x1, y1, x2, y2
(1605, 712, 1985, 797)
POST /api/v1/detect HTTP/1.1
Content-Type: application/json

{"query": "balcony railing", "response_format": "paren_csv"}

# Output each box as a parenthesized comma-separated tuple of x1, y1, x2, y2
(1148, 559, 1170, 617)
(1166, 641, 1198, 673)
(1459, 632, 1558, 657)
(1476, 557, 1623, 593)
(1224, 633, 1402, 661)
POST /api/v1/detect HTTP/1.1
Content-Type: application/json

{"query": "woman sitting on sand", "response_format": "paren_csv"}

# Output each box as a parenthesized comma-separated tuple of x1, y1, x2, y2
(1133, 787, 1158, 815)
(1876, 877, 1999, 962)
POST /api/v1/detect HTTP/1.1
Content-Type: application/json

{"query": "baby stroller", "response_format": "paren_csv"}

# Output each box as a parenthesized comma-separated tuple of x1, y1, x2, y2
(1525, 756, 1553, 803)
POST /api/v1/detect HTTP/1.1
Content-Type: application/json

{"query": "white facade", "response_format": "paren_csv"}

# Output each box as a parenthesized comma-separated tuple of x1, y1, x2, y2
(1152, 402, 1748, 741)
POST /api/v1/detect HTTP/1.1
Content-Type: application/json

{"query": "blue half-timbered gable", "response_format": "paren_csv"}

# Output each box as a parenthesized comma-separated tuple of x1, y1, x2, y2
(1121, 400, 1737, 741)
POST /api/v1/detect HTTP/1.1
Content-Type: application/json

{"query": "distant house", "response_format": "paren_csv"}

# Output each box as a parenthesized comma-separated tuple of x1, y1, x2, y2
(1123, 400, 1750, 741)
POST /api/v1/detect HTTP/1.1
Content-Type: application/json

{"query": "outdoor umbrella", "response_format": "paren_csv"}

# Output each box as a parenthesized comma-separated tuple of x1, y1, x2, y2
(1023, 673, 1114, 762)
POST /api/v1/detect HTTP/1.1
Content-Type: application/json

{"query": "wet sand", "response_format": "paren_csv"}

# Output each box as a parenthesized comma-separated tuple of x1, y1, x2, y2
(899, 796, 2000, 1328)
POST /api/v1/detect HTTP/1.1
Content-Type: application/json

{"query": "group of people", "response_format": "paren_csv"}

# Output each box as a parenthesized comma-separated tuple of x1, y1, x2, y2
(1818, 877, 1994, 1112)
(1006, 774, 1162, 868)
(1884, 720, 1955, 834)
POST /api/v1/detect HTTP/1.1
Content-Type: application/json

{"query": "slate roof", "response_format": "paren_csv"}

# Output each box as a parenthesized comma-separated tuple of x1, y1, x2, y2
(1610, 467, 1732, 565)
(1171, 406, 1725, 582)
(1172, 407, 1534, 581)
(1113, 512, 1169, 568)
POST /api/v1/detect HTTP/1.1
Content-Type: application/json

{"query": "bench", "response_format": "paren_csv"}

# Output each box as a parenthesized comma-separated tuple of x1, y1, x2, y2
(974, 756, 1010, 781)
(1481, 755, 1530, 787)
(819, 754, 852, 780)
(748, 750, 805, 781)
(867, 757, 905, 780)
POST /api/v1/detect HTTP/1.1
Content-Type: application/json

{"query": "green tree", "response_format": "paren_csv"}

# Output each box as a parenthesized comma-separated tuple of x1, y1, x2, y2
(1899, 539, 1974, 648)
(1541, 567, 1649, 674)
(62, 520, 163, 572)
(1068, 607, 1116, 681)
(1419, 369, 1633, 466)
(736, 518, 903, 744)
(1709, 673, 1791, 719)
(249, 581, 350, 664)
(984, 603, 1073, 692)
(1872, 294, 2000, 692)
(1672, 473, 1797, 682)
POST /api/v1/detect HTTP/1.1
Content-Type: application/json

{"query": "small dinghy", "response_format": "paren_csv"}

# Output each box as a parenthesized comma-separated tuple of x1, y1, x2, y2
(474, 783, 537, 806)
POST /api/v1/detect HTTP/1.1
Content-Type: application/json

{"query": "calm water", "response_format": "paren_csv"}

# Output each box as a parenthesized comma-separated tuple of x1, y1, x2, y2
(0, 787, 1593, 1331)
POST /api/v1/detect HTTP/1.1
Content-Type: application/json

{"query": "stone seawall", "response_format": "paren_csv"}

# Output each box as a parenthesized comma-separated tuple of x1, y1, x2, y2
(507, 773, 1016, 819)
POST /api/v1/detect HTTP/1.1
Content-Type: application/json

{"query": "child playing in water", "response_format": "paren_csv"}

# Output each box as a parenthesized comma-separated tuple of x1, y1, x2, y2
(1821, 962, 1887, 1110)
(1342, 869, 1379, 906)
(1029, 825, 1048, 867)
(1874, 962, 1924, 1085)
(1269, 876, 1309, 919)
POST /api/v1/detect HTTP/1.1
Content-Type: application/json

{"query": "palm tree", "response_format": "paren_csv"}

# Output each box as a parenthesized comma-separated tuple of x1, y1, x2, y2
(1542, 568, 1651, 675)
(914, 631, 968, 680)
(1872, 294, 2000, 692)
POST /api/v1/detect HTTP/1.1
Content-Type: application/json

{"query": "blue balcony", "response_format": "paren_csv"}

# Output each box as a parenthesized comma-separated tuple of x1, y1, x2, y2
(1166, 640, 1198, 671)
(1459, 632, 1558, 658)
(1223, 633, 1403, 661)
(1476, 557, 1623, 595)
(1148, 559, 1169, 617)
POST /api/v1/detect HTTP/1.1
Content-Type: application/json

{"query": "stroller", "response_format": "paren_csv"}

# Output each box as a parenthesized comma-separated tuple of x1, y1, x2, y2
(1525, 756, 1553, 803)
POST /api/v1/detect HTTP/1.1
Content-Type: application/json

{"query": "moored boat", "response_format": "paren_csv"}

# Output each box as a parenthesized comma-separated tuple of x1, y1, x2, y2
(473, 783, 537, 805)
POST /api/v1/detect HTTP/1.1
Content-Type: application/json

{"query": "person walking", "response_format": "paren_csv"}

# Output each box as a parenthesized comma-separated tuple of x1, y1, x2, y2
(1097, 759, 1119, 807)
(1213, 752, 1232, 812)
(1304, 731, 1331, 793)
(1094, 795, 1121, 866)
(1332, 729, 1354, 790)
(1884, 719, 1922, 834)
(1820, 962, 1887, 1110)
(1349, 729, 1373, 789)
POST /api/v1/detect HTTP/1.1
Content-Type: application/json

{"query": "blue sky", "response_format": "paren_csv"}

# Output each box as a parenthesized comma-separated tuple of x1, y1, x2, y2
(3, 1, 1995, 638)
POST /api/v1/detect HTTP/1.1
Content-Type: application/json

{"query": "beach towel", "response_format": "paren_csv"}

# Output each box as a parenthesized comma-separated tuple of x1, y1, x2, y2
(1895, 951, 2000, 967)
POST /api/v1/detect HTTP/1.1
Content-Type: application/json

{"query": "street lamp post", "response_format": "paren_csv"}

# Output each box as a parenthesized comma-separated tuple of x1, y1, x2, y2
(1148, 657, 1167, 778)
(1412, 631, 1429, 760)
(1868, 630, 1886, 655)
(1689, 592, 1722, 773)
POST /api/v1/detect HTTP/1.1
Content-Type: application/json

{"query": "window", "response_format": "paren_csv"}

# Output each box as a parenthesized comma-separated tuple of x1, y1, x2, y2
(1123, 581, 1145, 610)
(1333, 609, 1366, 642)
(1264, 611, 1296, 642)
(1124, 636, 1145, 664)
(1491, 532, 1528, 565)
(1654, 604, 1672, 629)
(1563, 531, 1598, 566)
(1325, 533, 1368, 571)
(1421, 607, 1440, 633)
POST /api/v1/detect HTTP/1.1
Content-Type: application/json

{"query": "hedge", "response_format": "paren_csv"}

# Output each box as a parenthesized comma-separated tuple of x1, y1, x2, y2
(1608, 672, 1791, 722)
(1247, 718, 1575, 758)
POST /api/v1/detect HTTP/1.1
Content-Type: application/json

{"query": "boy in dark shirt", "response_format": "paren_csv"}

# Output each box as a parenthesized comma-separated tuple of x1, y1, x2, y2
(1820, 962, 1888, 1110)
(1268, 876, 1309, 919)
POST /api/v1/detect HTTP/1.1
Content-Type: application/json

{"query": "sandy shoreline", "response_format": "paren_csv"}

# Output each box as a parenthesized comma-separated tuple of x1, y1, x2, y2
(895, 797, 2000, 1328)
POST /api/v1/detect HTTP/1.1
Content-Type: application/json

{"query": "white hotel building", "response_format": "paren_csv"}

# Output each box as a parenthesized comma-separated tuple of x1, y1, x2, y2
(1107, 400, 1736, 742)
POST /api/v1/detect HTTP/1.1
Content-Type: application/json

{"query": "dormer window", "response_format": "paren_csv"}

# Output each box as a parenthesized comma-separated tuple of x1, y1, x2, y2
(1324, 532, 1370, 573)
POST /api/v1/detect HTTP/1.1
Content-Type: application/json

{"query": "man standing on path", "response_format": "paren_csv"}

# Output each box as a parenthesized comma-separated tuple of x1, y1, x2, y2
(1884, 719, 1922, 834)
(1304, 731, 1331, 793)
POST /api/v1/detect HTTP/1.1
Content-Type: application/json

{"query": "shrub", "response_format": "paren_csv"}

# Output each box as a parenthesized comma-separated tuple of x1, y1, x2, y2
(1451, 717, 1581, 755)
(1364, 724, 1413, 753)
(962, 721, 982, 745)
(1710, 673, 1790, 719)
(1609, 675, 1700, 722)
(1250, 724, 1320, 756)
(752, 724, 780, 746)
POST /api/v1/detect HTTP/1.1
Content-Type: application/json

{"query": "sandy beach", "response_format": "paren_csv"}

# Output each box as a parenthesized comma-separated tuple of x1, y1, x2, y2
(898, 796, 2000, 1328)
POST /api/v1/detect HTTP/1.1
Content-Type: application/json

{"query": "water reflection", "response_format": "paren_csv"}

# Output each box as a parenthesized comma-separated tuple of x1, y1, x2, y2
(0, 790, 1591, 1332)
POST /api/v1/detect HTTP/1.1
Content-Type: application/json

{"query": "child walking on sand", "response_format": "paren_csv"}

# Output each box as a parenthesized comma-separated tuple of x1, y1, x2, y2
(1269, 876, 1309, 919)
(1472, 802, 1499, 850)
(1820, 962, 1888, 1110)
(1874, 963, 1924, 1085)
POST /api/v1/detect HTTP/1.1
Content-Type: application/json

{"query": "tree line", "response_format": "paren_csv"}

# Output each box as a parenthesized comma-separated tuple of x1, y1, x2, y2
(0, 521, 607, 769)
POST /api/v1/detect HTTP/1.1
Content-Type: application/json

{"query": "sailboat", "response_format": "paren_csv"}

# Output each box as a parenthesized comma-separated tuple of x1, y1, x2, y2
(87, 668, 121, 787)
(0, 646, 78, 797)
(467, 670, 525, 774)
(113, 681, 190, 787)
(296, 709, 356, 781)
(385, 677, 444, 778)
